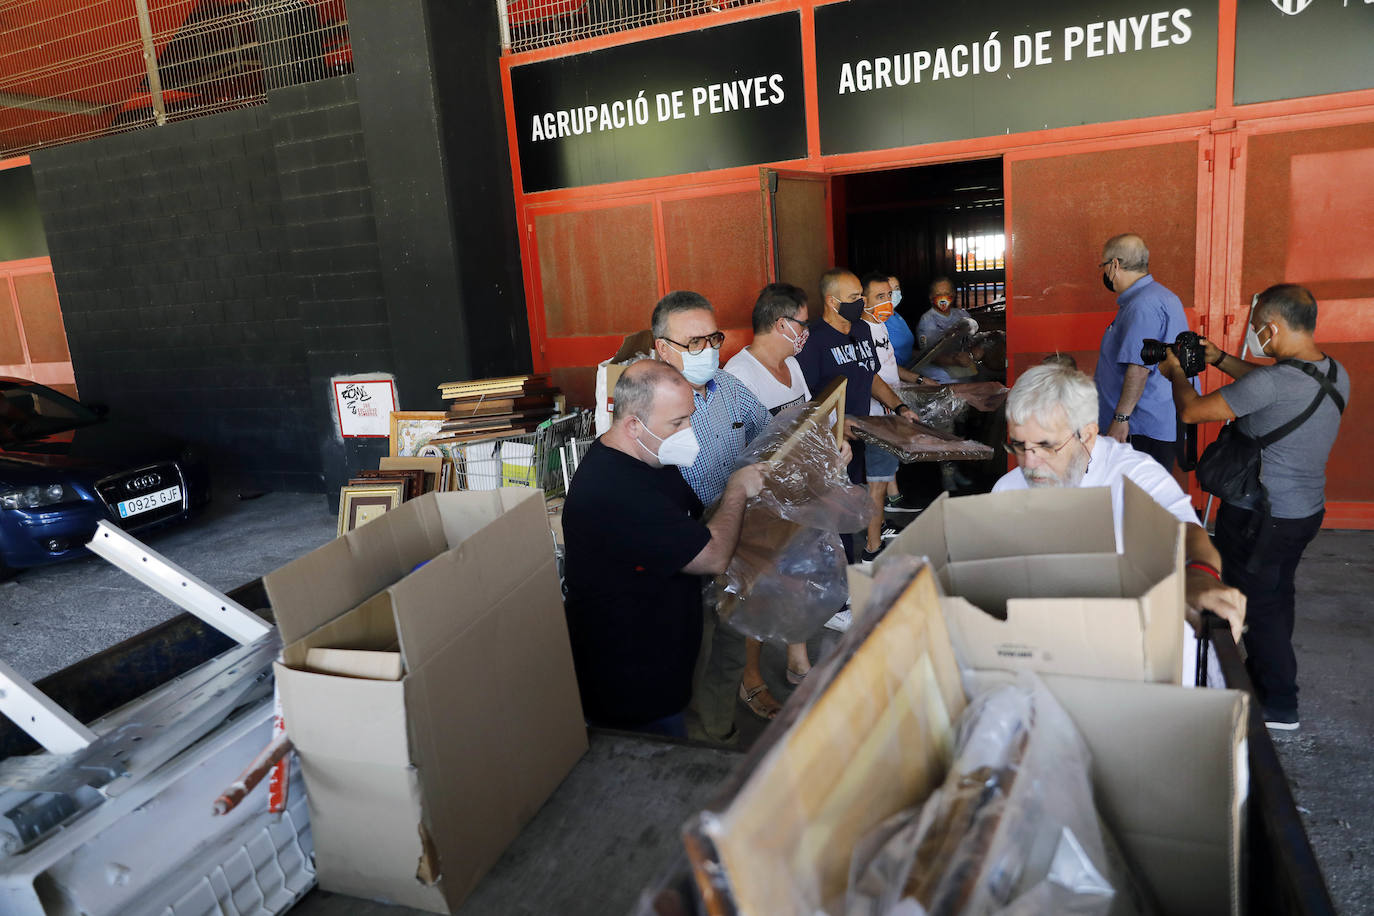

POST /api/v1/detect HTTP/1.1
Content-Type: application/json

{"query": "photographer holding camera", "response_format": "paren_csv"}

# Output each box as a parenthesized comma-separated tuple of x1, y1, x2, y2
(1159, 284, 1348, 731)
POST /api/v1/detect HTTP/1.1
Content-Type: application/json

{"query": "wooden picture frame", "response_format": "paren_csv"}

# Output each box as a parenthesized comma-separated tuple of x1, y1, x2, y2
(379, 456, 444, 494)
(389, 410, 448, 457)
(349, 468, 426, 501)
(337, 482, 406, 536)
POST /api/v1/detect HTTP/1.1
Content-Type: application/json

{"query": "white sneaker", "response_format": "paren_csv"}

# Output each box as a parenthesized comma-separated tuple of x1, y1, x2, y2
(823, 605, 853, 633)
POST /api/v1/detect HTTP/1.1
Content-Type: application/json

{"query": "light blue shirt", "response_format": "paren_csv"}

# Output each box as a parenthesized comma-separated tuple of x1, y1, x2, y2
(1094, 274, 1190, 441)
(677, 369, 771, 508)
(886, 312, 915, 365)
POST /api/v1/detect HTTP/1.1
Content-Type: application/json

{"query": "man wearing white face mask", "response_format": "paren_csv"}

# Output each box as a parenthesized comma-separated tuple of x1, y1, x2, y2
(652, 290, 773, 742)
(562, 361, 765, 737)
(1159, 284, 1347, 731)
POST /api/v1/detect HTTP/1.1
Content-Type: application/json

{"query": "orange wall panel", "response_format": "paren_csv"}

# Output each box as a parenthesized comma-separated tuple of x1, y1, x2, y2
(13, 272, 69, 363)
(661, 191, 769, 331)
(535, 204, 659, 338)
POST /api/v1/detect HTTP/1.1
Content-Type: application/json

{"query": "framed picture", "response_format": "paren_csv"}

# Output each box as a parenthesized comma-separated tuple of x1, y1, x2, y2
(389, 411, 448, 457)
(350, 468, 426, 501)
(334, 378, 398, 438)
(338, 482, 406, 536)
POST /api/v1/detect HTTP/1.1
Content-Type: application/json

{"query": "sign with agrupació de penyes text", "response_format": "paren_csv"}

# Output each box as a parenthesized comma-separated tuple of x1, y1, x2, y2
(813, 0, 1218, 154)
(1233, 0, 1374, 104)
(509, 13, 807, 192)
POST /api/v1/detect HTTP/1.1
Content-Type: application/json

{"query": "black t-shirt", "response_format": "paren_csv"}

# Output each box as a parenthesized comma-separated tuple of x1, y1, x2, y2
(561, 440, 711, 727)
(796, 318, 879, 484)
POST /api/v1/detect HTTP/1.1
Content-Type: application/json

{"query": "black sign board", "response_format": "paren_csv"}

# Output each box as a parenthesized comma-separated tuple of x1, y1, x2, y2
(814, 0, 1218, 155)
(509, 13, 807, 192)
(1234, 0, 1374, 105)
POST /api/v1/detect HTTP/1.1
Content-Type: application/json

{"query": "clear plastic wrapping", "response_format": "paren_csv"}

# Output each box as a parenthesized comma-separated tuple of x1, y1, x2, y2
(846, 673, 1119, 916)
(736, 403, 875, 534)
(712, 403, 874, 643)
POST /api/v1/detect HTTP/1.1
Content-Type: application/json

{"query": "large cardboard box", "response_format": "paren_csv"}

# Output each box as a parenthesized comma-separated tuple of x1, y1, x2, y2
(265, 489, 587, 913)
(688, 563, 1247, 916)
(873, 480, 1186, 683)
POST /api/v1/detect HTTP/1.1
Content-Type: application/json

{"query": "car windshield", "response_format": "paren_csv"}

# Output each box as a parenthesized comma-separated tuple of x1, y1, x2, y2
(0, 382, 100, 442)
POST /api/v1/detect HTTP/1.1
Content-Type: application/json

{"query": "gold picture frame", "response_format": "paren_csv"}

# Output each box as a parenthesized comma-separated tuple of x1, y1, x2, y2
(389, 410, 448, 457)
(337, 482, 406, 536)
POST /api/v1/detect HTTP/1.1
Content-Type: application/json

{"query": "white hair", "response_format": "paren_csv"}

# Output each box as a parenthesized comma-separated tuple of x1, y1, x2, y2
(1006, 364, 1098, 432)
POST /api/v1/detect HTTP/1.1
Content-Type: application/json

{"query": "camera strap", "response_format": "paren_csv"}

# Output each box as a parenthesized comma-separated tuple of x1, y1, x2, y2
(1255, 358, 1344, 449)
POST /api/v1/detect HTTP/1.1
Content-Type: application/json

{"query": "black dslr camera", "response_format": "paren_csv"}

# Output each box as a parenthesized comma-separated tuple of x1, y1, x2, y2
(1141, 331, 1208, 378)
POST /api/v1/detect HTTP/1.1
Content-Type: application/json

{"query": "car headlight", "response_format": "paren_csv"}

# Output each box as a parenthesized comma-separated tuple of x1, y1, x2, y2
(0, 484, 72, 510)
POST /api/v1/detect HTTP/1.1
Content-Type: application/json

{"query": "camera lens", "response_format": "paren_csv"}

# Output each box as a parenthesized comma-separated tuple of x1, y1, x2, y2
(1139, 339, 1168, 365)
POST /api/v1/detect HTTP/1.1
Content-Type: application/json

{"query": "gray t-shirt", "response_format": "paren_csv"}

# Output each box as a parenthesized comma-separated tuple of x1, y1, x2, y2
(1220, 357, 1348, 518)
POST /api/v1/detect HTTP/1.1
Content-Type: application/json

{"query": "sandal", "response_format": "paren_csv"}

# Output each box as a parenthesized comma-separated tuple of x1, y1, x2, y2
(738, 681, 782, 720)
(786, 666, 810, 687)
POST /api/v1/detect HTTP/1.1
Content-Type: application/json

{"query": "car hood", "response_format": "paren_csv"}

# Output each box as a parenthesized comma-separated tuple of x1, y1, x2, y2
(0, 420, 189, 485)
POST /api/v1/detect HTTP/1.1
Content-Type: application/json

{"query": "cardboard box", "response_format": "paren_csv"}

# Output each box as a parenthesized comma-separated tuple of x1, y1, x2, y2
(872, 479, 1185, 683)
(265, 489, 587, 913)
(688, 562, 1247, 916)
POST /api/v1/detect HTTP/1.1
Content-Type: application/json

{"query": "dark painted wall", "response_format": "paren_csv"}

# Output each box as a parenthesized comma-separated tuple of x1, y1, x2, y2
(28, 2, 529, 495)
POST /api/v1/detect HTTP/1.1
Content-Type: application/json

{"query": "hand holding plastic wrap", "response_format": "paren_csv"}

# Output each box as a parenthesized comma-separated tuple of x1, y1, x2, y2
(713, 404, 874, 644)
(846, 673, 1122, 916)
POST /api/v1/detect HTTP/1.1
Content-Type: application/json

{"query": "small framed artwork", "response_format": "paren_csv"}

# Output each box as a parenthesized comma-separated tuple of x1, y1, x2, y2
(334, 378, 398, 438)
(389, 411, 448, 457)
(350, 468, 426, 501)
(338, 482, 406, 536)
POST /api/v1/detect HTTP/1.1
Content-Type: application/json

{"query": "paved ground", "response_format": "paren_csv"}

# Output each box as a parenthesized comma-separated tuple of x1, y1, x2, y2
(0, 489, 1368, 913)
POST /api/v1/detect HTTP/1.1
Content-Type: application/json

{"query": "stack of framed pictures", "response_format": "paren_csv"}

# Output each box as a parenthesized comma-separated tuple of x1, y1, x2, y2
(337, 455, 445, 536)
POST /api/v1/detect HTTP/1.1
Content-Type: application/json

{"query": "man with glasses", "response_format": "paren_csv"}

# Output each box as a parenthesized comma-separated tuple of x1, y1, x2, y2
(992, 363, 1246, 648)
(651, 290, 771, 743)
(1094, 233, 1190, 472)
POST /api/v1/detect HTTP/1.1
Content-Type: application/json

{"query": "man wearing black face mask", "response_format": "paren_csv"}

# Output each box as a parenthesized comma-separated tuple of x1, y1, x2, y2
(796, 268, 917, 491)
(1094, 233, 1190, 472)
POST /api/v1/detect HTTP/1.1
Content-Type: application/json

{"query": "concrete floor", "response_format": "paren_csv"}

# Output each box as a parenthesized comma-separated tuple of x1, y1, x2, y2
(0, 489, 1369, 914)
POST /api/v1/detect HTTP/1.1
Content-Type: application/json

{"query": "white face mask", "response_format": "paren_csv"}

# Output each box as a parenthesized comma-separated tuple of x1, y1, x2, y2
(780, 321, 809, 354)
(679, 347, 719, 386)
(1246, 323, 1271, 358)
(635, 419, 700, 467)
(890, 288, 902, 308)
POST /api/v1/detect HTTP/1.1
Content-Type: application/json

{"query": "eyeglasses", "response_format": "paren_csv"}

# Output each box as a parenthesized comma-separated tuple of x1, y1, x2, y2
(1098, 258, 1117, 269)
(659, 331, 725, 355)
(1003, 431, 1080, 458)
(782, 316, 807, 329)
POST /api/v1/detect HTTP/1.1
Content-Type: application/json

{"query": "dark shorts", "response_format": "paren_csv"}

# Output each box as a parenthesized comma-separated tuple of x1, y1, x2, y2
(864, 441, 899, 482)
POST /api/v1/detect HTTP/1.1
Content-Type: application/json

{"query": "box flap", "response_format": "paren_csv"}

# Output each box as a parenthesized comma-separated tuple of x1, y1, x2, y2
(281, 589, 398, 668)
(942, 486, 1115, 561)
(265, 494, 449, 644)
(305, 647, 403, 681)
(943, 596, 1147, 679)
(393, 489, 554, 673)
(299, 755, 449, 913)
(275, 662, 412, 767)
(1043, 676, 1246, 916)
(946, 553, 1123, 617)
(609, 329, 654, 363)
(1137, 570, 1185, 684)
(1119, 477, 1185, 581)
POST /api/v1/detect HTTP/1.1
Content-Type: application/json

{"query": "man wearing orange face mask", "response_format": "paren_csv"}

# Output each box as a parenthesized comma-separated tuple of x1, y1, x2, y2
(915, 277, 979, 384)
(859, 272, 926, 560)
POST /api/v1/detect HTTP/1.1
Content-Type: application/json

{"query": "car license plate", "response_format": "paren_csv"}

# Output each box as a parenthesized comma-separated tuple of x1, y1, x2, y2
(117, 485, 182, 519)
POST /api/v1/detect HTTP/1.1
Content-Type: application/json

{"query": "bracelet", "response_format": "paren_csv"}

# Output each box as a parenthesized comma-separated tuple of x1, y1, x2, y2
(1186, 560, 1222, 582)
(1211, 351, 1226, 367)
(1112, 413, 1131, 424)
(893, 403, 910, 416)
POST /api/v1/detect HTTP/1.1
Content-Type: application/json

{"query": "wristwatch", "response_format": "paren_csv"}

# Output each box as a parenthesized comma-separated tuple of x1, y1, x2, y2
(1112, 413, 1131, 423)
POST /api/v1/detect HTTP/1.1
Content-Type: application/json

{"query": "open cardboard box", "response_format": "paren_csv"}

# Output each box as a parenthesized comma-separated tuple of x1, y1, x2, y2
(871, 479, 1186, 683)
(265, 489, 587, 913)
(685, 561, 1247, 916)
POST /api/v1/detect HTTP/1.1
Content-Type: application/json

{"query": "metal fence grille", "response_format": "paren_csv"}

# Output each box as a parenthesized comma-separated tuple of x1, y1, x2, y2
(499, 0, 772, 53)
(0, 0, 351, 159)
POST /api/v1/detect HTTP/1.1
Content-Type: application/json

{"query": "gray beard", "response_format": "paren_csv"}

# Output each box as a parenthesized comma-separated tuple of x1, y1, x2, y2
(1021, 443, 1090, 488)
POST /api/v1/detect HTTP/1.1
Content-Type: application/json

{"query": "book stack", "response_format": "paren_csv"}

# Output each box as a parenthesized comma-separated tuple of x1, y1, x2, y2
(432, 374, 563, 445)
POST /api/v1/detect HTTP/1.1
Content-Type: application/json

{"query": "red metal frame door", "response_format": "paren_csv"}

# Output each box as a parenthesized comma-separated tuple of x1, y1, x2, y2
(761, 167, 834, 306)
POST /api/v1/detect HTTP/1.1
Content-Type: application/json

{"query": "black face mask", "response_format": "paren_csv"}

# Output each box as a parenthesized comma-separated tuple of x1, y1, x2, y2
(837, 297, 865, 323)
(1102, 271, 1115, 293)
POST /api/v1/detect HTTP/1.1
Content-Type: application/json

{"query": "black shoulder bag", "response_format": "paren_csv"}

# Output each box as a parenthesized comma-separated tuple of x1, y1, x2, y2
(1195, 358, 1345, 508)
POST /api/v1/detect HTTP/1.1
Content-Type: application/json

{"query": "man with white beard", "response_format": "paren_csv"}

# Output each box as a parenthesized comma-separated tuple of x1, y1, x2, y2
(992, 364, 1246, 646)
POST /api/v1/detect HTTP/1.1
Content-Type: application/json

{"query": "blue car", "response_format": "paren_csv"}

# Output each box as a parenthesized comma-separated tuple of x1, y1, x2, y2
(0, 378, 211, 577)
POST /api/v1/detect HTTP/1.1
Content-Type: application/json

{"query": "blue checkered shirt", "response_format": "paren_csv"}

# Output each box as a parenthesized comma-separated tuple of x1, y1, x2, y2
(678, 369, 771, 508)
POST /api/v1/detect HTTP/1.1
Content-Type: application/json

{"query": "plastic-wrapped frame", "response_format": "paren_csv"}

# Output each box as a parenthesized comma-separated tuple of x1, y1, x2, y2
(847, 416, 994, 463)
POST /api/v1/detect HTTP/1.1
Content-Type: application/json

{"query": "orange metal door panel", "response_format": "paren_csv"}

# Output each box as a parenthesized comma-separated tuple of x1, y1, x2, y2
(1232, 121, 1374, 526)
(535, 203, 659, 339)
(0, 279, 22, 365)
(661, 190, 770, 334)
(0, 260, 75, 393)
(1005, 138, 1205, 380)
(13, 271, 69, 363)
(762, 168, 833, 306)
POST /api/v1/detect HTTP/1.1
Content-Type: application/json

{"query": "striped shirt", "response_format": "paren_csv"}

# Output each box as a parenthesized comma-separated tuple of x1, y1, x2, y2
(678, 369, 771, 508)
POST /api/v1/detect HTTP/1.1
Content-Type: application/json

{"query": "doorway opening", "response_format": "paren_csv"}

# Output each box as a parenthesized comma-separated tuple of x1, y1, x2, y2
(836, 157, 1005, 327)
